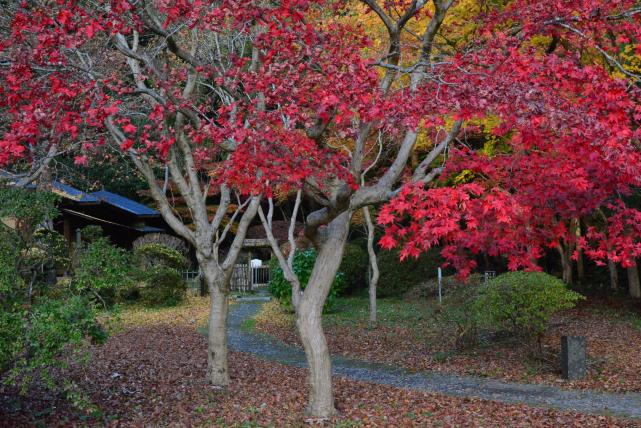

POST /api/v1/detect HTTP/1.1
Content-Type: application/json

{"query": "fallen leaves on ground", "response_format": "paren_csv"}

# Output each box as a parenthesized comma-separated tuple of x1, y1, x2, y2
(105, 295, 212, 331)
(254, 298, 641, 393)
(2, 319, 638, 427)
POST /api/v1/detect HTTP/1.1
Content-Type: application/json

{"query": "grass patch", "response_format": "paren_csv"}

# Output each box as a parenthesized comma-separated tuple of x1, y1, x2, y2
(254, 293, 438, 336)
(322, 295, 435, 332)
(241, 318, 256, 332)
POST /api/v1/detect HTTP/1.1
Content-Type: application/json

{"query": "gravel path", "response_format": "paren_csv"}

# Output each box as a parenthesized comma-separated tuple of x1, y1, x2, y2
(226, 300, 641, 419)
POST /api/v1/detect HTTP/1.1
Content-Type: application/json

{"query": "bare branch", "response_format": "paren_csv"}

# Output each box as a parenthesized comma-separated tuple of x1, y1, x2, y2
(546, 19, 641, 81)
(412, 120, 462, 182)
(258, 195, 303, 310)
(105, 117, 196, 245)
(221, 196, 261, 271)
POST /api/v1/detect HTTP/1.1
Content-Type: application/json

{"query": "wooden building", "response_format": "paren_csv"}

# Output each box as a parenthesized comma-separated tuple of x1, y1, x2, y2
(49, 181, 167, 249)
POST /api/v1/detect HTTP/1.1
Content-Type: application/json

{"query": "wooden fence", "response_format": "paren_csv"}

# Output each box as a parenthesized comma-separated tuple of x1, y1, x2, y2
(182, 264, 270, 294)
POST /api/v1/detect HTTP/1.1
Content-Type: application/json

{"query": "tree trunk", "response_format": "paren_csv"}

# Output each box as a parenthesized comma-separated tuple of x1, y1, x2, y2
(608, 260, 618, 291)
(557, 244, 573, 285)
(297, 212, 350, 418)
(201, 259, 230, 386)
(363, 206, 379, 329)
(298, 300, 334, 418)
(576, 250, 585, 285)
(627, 264, 641, 299)
(573, 218, 585, 285)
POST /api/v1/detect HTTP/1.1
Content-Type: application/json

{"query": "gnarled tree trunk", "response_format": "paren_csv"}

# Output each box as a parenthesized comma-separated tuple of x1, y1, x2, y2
(297, 212, 350, 418)
(201, 258, 230, 385)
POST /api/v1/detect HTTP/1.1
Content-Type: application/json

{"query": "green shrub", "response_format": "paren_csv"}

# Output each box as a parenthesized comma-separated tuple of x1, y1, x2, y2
(0, 188, 106, 400)
(32, 229, 70, 273)
(133, 243, 187, 306)
(475, 271, 584, 338)
(269, 248, 345, 312)
(73, 235, 133, 306)
(132, 233, 188, 256)
(133, 243, 188, 270)
(2, 295, 105, 392)
(377, 247, 444, 297)
(138, 266, 186, 307)
(79, 225, 104, 243)
(339, 243, 369, 294)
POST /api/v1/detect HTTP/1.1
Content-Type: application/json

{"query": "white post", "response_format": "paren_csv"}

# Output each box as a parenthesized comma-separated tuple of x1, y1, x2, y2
(437, 267, 442, 304)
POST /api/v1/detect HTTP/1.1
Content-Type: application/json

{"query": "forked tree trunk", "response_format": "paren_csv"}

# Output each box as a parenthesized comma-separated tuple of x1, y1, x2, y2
(201, 258, 230, 385)
(627, 264, 641, 299)
(297, 212, 350, 418)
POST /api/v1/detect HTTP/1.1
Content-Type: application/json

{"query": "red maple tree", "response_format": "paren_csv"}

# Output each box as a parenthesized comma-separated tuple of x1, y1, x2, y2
(2, 0, 641, 419)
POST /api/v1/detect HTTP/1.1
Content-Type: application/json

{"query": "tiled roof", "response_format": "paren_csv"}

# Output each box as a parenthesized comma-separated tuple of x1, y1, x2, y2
(92, 190, 160, 217)
(51, 181, 100, 203)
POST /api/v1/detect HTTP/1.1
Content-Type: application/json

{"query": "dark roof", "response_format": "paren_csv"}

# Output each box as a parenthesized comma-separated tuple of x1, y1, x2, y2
(92, 190, 160, 217)
(51, 181, 100, 203)
(0, 172, 100, 203)
(61, 208, 164, 232)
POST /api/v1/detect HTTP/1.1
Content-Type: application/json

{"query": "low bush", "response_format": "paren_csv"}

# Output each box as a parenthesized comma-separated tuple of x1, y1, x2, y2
(269, 248, 345, 312)
(475, 271, 584, 338)
(132, 233, 188, 256)
(433, 272, 583, 349)
(73, 235, 133, 307)
(138, 266, 187, 307)
(133, 244, 188, 306)
(377, 247, 445, 297)
(133, 243, 188, 270)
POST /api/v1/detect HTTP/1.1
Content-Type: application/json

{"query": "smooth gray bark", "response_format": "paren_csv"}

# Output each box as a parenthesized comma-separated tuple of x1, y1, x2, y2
(363, 206, 379, 328)
(200, 260, 230, 385)
(297, 212, 350, 417)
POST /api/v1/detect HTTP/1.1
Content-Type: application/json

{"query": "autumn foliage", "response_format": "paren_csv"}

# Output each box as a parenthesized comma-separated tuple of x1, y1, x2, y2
(3, 0, 641, 420)
(377, 0, 641, 276)
(2, 0, 640, 277)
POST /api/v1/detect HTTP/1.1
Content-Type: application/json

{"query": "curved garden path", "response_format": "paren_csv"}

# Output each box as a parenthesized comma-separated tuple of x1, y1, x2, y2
(226, 299, 641, 420)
